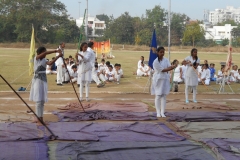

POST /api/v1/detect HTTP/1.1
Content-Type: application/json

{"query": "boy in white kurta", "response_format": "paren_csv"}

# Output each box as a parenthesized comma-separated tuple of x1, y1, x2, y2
(151, 47, 177, 118)
(30, 47, 62, 124)
(184, 48, 200, 103)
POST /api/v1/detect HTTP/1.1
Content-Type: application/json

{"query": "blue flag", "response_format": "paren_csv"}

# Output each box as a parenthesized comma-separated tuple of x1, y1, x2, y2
(148, 29, 158, 69)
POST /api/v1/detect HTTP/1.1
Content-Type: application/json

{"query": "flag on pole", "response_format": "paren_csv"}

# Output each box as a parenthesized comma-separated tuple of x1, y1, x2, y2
(148, 29, 158, 69)
(224, 35, 232, 72)
(28, 25, 35, 76)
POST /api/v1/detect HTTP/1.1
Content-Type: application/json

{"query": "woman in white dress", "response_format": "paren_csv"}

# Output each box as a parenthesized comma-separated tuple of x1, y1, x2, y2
(184, 48, 200, 103)
(29, 47, 62, 124)
(76, 42, 92, 101)
(151, 47, 177, 118)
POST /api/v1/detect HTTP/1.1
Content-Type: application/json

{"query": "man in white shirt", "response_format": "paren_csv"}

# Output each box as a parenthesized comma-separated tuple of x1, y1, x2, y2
(55, 42, 65, 85)
(198, 64, 210, 85)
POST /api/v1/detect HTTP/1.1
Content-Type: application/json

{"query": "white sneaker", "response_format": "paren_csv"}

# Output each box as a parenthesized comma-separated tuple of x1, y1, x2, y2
(157, 114, 161, 118)
(161, 113, 166, 118)
(117, 81, 120, 84)
(80, 97, 83, 101)
(86, 97, 89, 102)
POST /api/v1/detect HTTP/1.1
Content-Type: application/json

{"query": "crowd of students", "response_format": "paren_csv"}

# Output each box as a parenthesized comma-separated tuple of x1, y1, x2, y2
(135, 55, 240, 90)
(45, 42, 124, 88)
(170, 60, 240, 86)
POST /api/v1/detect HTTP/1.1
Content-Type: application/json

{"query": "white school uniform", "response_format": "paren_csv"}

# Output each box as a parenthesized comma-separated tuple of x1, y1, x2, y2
(55, 46, 64, 84)
(106, 70, 115, 81)
(151, 57, 171, 96)
(70, 70, 78, 83)
(230, 70, 238, 82)
(77, 51, 92, 83)
(198, 69, 210, 85)
(173, 65, 183, 83)
(184, 56, 200, 86)
(29, 57, 48, 102)
(137, 65, 150, 76)
(137, 60, 142, 69)
(181, 65, 187, 80)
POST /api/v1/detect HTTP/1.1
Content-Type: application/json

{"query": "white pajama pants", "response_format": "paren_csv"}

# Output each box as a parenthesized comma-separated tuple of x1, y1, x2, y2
(57, 64, 63, 84)
(99, 74, 106, 82)
(198, 78, 210, 85)
(115, 75, 121, 82)
(64, 72, 70, 82)
(155, 95, 166, 116)
(92, 74, 101, 85)
(185, 86, 197, 101)
(79, 81, 89, 98)
(36, 101, 44, 117)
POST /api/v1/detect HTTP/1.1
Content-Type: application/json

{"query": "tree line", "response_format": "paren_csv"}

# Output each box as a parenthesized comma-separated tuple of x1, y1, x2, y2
(0, 0, 240, 47)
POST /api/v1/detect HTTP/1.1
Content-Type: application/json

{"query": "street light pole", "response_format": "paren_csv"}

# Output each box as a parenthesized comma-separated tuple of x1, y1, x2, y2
(85, 0, 88, 41)
(78, 2, 81, 18)
(168, 0, 171, 61)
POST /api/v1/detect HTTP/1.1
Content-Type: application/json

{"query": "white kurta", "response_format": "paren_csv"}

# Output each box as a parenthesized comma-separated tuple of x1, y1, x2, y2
(29, 57, 48, 102)
(77, 51, 92, 83)
(151, 57, 171, 95)
(184, 56, 200, 86)
(173, 65, 183, 83)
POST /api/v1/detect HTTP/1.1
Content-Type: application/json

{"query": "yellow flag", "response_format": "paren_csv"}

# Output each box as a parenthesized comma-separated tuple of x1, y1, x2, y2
(28, 25, 35, 76)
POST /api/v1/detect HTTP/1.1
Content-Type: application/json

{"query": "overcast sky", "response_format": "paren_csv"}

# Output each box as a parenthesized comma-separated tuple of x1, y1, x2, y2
(59, 0, 240, 20)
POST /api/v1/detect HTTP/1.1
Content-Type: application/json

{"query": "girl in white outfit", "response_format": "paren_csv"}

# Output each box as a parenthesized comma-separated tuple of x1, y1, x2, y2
(184, 48, 200, 103)
(173, 64, 183, 83)
(76, 42, 92, 101)
(30, 47, 62, 124)
(151, 47, 177, 118)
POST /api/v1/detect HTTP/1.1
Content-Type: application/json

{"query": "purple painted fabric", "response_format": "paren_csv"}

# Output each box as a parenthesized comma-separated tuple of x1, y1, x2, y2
(166, 111, 240, 122)
(49, 122, 185, 142)
(202, 138, 240, 160)
(0, 122, 44, 141)
(48, 141, 215, 160)
(0, 140, 48, 160)
(53, 110, 157, 122)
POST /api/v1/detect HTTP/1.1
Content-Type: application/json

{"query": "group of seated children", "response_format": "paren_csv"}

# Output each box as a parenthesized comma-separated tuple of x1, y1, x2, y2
(94, 59, 123, 86)
(46, 55, 124, 87)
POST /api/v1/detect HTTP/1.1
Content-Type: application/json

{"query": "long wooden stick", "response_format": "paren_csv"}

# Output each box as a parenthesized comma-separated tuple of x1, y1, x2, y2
(62, 58, 85, 112)
(0, 74, 57, 139)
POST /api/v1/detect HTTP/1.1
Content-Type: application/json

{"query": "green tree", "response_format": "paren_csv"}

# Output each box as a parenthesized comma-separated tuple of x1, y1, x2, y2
(182, 22, 205, 47)
(0, 0, 80, 44)
(217, 19, 237, 26)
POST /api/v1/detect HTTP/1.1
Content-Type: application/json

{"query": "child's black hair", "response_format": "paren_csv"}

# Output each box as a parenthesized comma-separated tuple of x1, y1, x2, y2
(101, 59, 105, 62)
(108, 65, 113, 68)
(95, 64, 98, 68)
(69, 55, 72, 58)
(191, 48, 198, 66)
(70, 61, 74, 65)
(106, 61, 110, 66)
(36, 47, 46, 55)
(157, 46, 165, 52)
(80, 42, 88, 51)
(88, 41, 94, 48)
(71, 65, 77, 69)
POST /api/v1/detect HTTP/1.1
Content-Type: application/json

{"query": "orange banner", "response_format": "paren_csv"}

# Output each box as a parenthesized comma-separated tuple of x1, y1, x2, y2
(93, 39, 110, 54)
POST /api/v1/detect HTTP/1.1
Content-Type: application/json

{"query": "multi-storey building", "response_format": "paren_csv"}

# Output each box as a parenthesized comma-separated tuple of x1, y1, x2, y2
(209, 6, 240, 25)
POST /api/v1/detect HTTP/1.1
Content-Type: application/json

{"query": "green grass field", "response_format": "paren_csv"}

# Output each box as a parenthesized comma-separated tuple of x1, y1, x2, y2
(0, 48, 240, 93)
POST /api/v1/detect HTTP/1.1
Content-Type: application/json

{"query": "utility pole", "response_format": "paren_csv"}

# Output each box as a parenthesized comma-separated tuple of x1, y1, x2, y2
(168, 0, 171, 61)
(85, 0, 88, 41)
(78, 2, 81, 18)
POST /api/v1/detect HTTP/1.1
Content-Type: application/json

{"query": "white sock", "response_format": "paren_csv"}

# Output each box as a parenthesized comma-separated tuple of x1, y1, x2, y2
(192, 86, 197, 101)
(79, 81, 84, 99)
(185, 85, 189, 100)
(160, 95, 166, 117)
(155, 95, 161, 117)
(85, 82, 89, 98)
